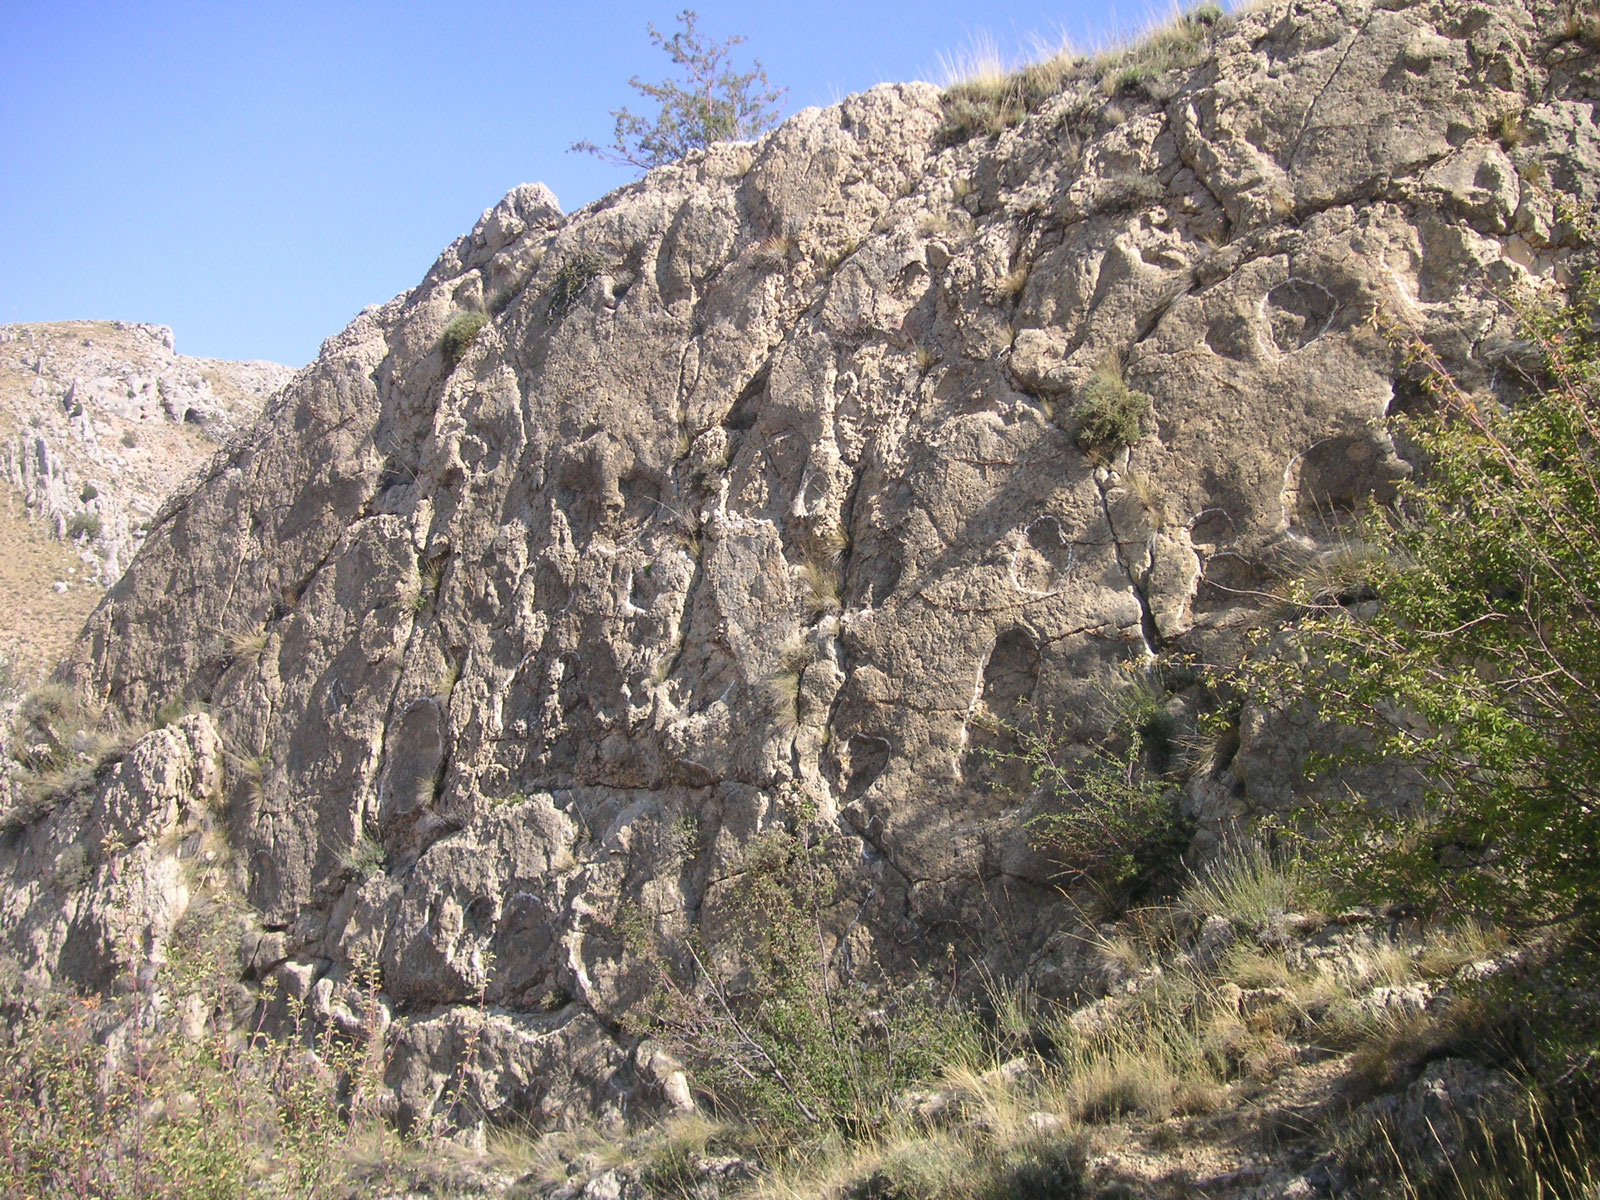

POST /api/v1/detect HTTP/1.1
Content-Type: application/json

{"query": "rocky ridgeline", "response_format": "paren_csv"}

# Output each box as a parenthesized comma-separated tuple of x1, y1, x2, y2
(0, 320, 292, 585)
(1, 0, 1594, 1149)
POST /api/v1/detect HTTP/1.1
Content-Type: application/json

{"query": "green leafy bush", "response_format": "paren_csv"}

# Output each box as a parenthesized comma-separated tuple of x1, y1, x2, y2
(440, 310, 487, 368)
(1018, 708, 1192, 900)
(1241, 258, 1600, 930)
(634, 827, 979, 1140)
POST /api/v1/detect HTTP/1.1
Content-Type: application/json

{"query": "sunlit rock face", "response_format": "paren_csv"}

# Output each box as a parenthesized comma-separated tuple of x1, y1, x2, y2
(6, 0, 1593, 1129)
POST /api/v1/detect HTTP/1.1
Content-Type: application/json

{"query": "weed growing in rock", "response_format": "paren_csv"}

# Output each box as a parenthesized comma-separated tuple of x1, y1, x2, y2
(762, 634, 812, 731)
(225, 627, 268, 663)
(796, 558, 842, 619)
(228, 747, 271, 804)
(1181, 842, 1319, 932)
(934, 2, 1227, 145)
(403, 561, 442, 616)
(1003, 676, 1192, 900)
(5, 684, 132, 822)
(751, 233, 796, 272)
(153, 695, 202, 729)
(342, 831, 386, 878)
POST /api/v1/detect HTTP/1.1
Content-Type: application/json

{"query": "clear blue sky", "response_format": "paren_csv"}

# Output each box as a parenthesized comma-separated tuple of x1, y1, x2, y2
(2, 1, 1184, 366)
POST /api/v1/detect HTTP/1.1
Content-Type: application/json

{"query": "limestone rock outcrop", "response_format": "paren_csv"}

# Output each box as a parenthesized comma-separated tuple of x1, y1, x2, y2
(6, 0, 1597, 1131)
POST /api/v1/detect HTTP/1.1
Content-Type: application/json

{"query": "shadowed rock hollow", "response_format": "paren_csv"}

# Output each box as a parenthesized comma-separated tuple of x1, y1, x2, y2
(4, 0, 1595, 1133)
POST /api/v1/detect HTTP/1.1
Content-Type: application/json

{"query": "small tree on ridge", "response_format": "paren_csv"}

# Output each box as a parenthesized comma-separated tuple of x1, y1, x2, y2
(570, 9, 785, 171)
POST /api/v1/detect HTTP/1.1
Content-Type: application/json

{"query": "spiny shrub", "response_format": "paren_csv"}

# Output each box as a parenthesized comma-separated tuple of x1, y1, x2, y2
(546, 252, 605, 325)
(440, 310, 487, 369)
(1072, 359, 1150, 455)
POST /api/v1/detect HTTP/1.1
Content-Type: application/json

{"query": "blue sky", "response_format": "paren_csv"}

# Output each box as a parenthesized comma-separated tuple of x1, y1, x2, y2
(2, 1, 1184, 366)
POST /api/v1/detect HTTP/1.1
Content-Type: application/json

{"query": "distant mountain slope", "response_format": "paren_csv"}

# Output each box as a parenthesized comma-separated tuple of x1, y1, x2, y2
(0, 321, 291, 677)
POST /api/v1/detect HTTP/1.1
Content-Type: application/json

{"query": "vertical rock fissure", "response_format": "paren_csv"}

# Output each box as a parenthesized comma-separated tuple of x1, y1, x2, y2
(1096, 471, 1164, 656)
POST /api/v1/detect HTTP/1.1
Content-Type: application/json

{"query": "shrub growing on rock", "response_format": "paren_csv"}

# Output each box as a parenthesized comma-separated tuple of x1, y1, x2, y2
(630, 827, 980, 1139)
(1072, 359, 1150, 455)
(545, 253, 605, 325)
(439, 310, 487, 368)
(569, 10, 784, 171)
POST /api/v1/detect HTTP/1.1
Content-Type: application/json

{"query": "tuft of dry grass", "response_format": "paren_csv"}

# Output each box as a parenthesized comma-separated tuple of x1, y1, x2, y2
(752, 234, 797, 272)
(762, 634, 812, 730)
(996, 262, 1031, 301)
(1094, 2, 1227, 96)
(1273, 534, 1392, 612)
(812, 525, 851, 567)
(226, 628, 269, 662)
(797, 559, 843, 618)
(936, 49, 1079, 145)
(1120, 469, 1169, 530)
(1181, 842, 1317, 932)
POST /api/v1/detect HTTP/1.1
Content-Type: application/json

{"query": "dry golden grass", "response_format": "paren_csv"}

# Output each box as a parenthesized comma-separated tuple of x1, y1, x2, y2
(797, 559, 842, 617)
(0, 495, 102, 686)
(996, 262, 1031, 300)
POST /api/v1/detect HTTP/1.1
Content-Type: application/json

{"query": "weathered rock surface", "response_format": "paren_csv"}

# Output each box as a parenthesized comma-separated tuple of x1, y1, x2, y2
(5, 0, 1596, 1133)
(0, 713, 224, 996)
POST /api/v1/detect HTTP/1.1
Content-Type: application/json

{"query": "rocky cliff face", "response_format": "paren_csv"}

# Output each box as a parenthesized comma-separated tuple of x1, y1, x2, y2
(4, 0, 1595, 1133)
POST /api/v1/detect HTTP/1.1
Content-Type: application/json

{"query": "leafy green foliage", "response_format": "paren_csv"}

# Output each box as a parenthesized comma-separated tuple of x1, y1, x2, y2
(1018, 703, 1192, 900)
(440, 310, 487, 369)
(1002, 665, 1200, 900)
(1243, 263, 1600, 928)
(570, 10, 784, 171)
